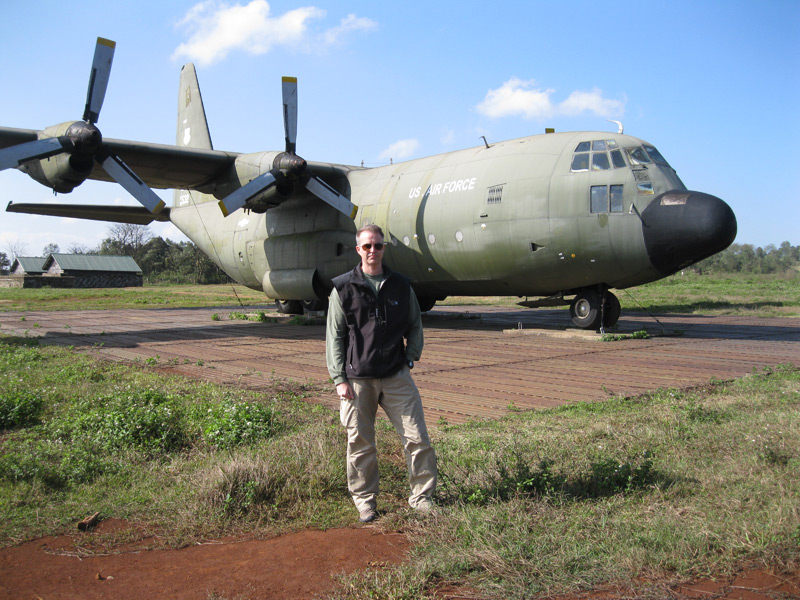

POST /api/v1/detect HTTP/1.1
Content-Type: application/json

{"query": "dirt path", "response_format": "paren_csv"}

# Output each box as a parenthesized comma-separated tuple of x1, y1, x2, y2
(0, 519, 409, 600)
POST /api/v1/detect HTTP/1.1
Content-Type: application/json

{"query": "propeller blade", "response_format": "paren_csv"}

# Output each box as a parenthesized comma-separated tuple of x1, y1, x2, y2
(305, 176, 358, 219)
(282, 76, 297, 154)
(100, 153, 165, 214)
(0, 137, 71, 171)
(83, 37, 116, 124)
(218, 171, 277, 217)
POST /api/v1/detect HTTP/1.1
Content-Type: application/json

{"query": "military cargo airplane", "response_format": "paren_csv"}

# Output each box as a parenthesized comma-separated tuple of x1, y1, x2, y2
(1, 38, 736, 329)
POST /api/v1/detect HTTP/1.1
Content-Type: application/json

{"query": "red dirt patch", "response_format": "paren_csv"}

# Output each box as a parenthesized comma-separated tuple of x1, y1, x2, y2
(0, 518, 409, 600)
(2, 517, 799, 599)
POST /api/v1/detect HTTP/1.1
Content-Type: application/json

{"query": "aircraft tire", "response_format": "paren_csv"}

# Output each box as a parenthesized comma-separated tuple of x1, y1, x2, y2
(301, 298, 328, 313)
(570, 290, 602, 330)
(275, 299, 303, 315)
(602, 292, 621, 328)
(417, 296, 437, 312)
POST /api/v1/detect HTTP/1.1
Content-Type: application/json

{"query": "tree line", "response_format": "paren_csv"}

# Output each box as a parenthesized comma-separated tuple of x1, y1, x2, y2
(1, 224, 230, 284)
(689, 241, 800, 274)
(2, 227, 798, 280)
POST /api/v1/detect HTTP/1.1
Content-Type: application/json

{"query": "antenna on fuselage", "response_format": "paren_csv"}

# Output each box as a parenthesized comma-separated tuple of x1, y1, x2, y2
(608, 120, 624, 134)
(480, 135, 491, 149)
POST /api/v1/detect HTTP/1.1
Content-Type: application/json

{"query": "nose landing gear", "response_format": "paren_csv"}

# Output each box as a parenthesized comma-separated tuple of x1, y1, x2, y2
(569, 288, 621, 330)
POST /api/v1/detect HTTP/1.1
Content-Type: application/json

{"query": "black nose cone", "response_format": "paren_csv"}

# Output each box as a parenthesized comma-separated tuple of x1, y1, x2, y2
(641, 191, 737, 276)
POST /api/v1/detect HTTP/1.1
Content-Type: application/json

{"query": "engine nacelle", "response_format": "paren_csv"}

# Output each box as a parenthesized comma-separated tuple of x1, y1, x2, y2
(18, 121, 98, 193)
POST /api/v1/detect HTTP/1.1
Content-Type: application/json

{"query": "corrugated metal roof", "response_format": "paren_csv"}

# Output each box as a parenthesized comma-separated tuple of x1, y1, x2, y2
(11, 257, 46, 273)
(44, 254, 142, 273)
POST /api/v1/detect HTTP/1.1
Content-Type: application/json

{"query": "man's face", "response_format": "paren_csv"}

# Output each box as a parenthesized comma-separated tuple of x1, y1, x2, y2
(356, 230, 385, 271)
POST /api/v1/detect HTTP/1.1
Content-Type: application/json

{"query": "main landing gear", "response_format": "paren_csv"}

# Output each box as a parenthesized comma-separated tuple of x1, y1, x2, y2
(569, 288, 621, 330)
(275, 298, 329, 315)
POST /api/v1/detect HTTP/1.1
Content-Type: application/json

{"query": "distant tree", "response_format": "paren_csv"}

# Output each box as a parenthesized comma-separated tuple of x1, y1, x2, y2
(691, 241, 800, 274)
(42, 243, 60, 256)
(99, 224, 153, 263)
(0, 251, 9, 274)
(66, 242, 94, 254)
(2, 239, 29, 261)
(138, 236, 170, 276)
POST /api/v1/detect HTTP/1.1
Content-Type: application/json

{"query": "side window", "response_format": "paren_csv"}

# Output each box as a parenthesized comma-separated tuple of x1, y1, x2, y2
(610, 185, 624, 212)
(637, 182, 654, 195)
(590, 186, 608, 213)
(611, 149, 626, 168)
(591, 185, 625, 213)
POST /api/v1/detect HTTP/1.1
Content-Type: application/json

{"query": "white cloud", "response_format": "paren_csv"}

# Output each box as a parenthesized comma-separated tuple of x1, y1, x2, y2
(378, 139, 419, 162)
(559, 88, 626, 118)
(322, 13, 377, 45)
(476, 78, 555, 119)
(476, 78, 625, 120)
(173, 1, 375, 66)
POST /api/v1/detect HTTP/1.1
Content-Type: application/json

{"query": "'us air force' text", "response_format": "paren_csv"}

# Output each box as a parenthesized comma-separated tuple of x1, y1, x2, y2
(408, 177, 477, 199)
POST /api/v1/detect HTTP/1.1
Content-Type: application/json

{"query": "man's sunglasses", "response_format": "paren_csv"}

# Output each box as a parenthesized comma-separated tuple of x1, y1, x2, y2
(359, 243, 385, 251)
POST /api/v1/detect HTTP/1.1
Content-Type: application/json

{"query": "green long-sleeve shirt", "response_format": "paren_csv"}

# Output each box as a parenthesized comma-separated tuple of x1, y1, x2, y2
(326, 274, 423, 385)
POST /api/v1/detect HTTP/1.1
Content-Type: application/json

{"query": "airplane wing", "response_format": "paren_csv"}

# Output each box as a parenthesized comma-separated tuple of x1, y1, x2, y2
(0, 126, 239, 191)
(6, 201, 170, 225)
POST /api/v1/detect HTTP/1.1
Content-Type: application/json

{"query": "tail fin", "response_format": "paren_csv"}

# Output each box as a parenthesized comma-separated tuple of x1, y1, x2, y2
(176, 64, 212, 150)
(173, 64, 214, 209)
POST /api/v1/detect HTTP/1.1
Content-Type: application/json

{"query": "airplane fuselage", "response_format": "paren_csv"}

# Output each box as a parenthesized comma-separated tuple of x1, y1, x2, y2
(171, 130, 735, 310)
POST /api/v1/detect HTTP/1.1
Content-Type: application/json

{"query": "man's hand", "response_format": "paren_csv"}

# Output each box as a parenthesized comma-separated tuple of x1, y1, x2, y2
(336, 381, 355, 400)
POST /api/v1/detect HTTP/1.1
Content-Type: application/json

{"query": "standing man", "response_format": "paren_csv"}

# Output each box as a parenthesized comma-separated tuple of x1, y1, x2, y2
(326, 224, 437, 523)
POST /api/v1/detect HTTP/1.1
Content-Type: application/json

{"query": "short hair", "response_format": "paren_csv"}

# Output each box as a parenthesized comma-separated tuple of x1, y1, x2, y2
(356, 223, 384, 244)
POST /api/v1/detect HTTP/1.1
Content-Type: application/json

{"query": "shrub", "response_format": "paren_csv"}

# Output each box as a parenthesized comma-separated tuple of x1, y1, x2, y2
(0, 391, 44, 429)
(201, 397, 282, 449)
(51, 388, 190, 454)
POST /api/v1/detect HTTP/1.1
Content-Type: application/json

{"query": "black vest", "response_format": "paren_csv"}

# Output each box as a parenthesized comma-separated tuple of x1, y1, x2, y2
(332, 264, 411, 379)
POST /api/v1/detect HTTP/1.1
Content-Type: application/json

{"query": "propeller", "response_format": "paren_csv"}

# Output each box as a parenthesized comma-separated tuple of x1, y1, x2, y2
(217, 76, 357, 219)
(0, 37, 165, 214)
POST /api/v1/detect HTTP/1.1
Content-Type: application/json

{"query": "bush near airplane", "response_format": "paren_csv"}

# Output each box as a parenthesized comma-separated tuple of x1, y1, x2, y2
(1, 38, 736, 330)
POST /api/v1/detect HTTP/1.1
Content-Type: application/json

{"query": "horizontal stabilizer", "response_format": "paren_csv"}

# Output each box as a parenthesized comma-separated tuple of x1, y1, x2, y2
(6, 201, 170, 225)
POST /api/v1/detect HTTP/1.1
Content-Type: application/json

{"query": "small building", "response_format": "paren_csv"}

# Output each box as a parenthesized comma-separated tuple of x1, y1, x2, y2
(9, 256, 46, 276)
(42, 254, 143, 288)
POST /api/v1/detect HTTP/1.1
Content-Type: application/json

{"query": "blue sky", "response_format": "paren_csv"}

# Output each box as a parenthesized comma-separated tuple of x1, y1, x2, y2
(1, 0, 798, 258)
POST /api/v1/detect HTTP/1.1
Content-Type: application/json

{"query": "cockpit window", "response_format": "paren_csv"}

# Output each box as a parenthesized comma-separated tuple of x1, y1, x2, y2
(644, 145, 670, 167)
(592, 152, 610, 171)
(571, 140, 628, 172)
(626, 147, 652, 165)
(571, 153, 590, 171)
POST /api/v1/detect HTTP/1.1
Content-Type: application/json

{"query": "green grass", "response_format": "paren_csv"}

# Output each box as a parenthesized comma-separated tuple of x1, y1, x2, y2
(0, 284, 272, 312)
(2, 272, 799, 318)
(1, 333, 798, 599)
(620, 271, 800, 317)
(438, 271, 800, 318)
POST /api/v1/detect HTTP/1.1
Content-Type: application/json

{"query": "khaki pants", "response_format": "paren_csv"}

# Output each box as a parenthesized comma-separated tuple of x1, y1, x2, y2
(339, 366, 437, 512)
